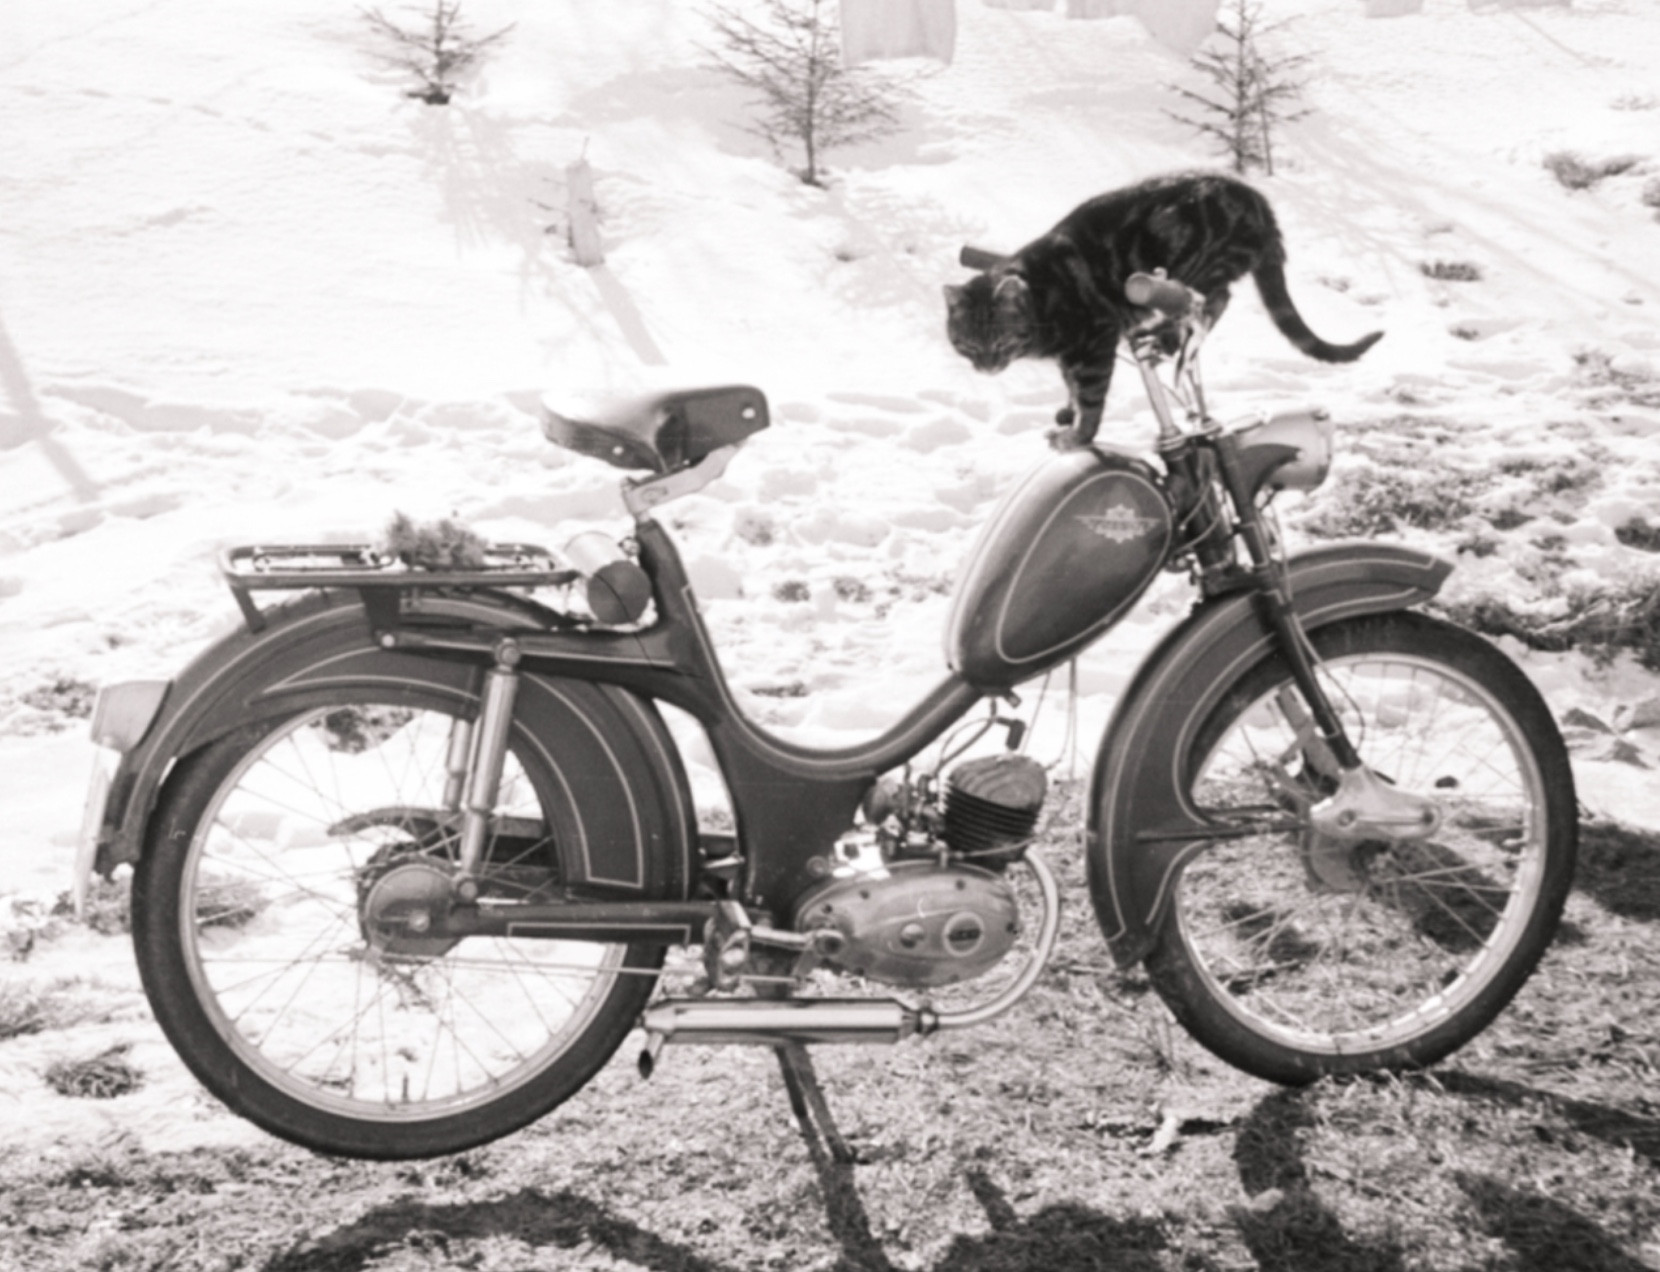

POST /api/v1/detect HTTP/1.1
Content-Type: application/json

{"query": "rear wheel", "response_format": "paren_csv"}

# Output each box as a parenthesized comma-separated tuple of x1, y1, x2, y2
(1144, 612, 1576, 1083)
(132, 696, 664, 1159)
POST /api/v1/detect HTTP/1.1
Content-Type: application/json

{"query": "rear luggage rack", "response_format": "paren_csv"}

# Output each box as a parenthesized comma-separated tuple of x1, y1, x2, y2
(221, 543, 581, 631)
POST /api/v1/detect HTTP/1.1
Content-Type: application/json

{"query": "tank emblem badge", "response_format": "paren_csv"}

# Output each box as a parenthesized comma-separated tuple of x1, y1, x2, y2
(1078, 503, 1162, 544)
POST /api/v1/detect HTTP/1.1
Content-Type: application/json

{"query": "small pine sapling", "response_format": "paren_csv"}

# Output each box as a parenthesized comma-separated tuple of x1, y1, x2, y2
(1167, 0, 1309, 176)
(702, 0, 903, 187)
(361, 1, 513, 105)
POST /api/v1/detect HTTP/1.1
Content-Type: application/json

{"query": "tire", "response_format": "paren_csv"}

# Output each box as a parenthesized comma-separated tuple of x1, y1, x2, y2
(1143, 611, 1576, 1084)
(132, 694, 666, 1159)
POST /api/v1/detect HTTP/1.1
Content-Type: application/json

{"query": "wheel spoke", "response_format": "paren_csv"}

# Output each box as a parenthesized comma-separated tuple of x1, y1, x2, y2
(166, 699, 647, 1128)
(1164, 627, 1562, 1069)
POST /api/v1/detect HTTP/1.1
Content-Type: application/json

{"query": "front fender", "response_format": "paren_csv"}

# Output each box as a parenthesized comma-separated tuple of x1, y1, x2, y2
(1086, 542, 1452, 967)
(94, 589, 694, 900)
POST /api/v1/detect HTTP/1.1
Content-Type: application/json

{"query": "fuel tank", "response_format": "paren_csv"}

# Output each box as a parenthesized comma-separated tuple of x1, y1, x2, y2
(946, 447, 1172, 690)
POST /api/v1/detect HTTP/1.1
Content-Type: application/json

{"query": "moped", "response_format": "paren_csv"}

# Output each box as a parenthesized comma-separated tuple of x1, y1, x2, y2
(79, 267, 1576, 1160)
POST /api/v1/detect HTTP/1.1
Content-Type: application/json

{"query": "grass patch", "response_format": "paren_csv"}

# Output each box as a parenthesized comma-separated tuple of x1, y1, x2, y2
(318, 705, 415, 754)
(1573, 349, 1660, 408)
(1455, 531, 1499, 558)
(887, 569, 956, 600)
(44, 1043, 143, 1099)
(1420, 260, 1483, 282)
(6, 675, 100, 733)
(0, 982, 82, 1040)
(1440, 578, 1660, 670)
(733, 509, 776, 546)
(1543, 150, 1642, 191)
(193, 874, 270, 931)
(1576, 348, 1649, 385)
(749, 680, 808, 698)
(19, 676, 97, 719)
(1301, 464, 1483, 538)
(832, 575, 873, 603)
(771, 579, 810, 603)
(0, 794, 1658, 1269)
(1616, 517, 1660, 552)
(52, 874, 131, 936)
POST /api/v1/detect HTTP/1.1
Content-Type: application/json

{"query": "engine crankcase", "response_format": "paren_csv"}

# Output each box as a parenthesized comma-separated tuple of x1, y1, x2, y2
(794, 859, 1020, 988)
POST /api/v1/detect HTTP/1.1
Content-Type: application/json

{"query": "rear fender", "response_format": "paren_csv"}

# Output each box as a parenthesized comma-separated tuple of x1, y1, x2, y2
(95, 589, 693, 899)
(1086, 543, 1452, 966)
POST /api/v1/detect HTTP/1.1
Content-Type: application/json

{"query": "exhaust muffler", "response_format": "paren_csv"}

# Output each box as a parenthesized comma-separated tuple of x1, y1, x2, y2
(637, 997, 937, 1076)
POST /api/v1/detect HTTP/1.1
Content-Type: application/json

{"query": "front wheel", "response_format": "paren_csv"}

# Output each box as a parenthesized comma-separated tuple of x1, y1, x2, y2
(1144, 611, 1576, 1084)
(132, 695, 666, 1159)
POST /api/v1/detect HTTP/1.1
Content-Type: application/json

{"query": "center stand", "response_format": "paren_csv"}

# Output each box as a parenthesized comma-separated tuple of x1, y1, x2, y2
(775, 1042, 855, 1165)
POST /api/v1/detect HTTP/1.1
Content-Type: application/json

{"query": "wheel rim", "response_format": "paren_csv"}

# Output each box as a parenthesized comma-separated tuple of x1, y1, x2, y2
(1176, 652, 1550, 1056)
(178, 704, 629, 1122)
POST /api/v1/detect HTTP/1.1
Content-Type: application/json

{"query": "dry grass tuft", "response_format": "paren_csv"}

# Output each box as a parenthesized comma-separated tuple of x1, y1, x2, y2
(44, 1043, 143, 1099)
(1442, 580, 1660, 671)
(51, 874, 132, 936)
(1543, 150, 1642, 191)
(1301, 463, 1483, 537)
(0, 982, 81, 1040)
(1420, 259, 1483, 282)
(1616, 517, 1660, 552)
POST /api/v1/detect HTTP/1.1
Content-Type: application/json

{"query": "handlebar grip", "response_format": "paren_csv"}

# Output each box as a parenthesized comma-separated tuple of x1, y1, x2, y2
(960, 245, 1011, 271)
(1125, 272, 1195, 318)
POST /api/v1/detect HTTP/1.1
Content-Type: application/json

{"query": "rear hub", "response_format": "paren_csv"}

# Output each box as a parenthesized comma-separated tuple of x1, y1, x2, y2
(361, 860, 461, 959)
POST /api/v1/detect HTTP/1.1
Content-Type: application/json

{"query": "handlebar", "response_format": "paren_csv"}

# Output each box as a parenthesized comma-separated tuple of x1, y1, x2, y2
(1125, 271, 1199, 319)
(960, 245, 1011, 271)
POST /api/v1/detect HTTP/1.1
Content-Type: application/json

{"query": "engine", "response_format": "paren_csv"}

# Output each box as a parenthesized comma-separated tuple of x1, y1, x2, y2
(791, 753, 1048, 988)
(943, 752, 1047, 865)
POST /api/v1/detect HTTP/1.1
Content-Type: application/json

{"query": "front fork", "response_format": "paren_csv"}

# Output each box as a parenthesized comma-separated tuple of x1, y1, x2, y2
(1135, 338, 1440, 844)
(1132, 336, 1358, 770)
(1208, 432, 1440, 842)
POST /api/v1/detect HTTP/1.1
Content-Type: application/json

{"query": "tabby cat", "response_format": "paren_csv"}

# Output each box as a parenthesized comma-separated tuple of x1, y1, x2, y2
(944, 172, 1382, 446)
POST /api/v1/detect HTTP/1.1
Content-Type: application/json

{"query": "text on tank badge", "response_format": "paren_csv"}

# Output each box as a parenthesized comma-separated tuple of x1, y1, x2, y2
(1078, 502, 1163, 544)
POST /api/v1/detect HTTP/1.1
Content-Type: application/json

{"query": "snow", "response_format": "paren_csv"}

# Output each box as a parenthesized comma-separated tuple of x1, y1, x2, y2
(3, 0, 1660, 1149)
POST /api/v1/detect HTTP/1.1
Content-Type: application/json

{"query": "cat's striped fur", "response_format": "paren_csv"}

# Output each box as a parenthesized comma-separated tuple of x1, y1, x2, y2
(944, 172, 1382, 445)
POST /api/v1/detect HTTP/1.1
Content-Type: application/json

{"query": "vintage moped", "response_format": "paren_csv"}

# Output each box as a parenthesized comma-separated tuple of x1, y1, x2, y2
(79, 269, 1577, 1159)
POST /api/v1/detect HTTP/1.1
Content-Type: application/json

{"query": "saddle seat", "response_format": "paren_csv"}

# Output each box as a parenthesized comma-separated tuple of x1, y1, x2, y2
(541, 385, 770, 474)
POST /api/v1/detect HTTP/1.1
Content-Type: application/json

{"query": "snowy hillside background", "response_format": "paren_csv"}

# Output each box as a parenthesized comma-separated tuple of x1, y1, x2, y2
(3, 0, 1660, 1152)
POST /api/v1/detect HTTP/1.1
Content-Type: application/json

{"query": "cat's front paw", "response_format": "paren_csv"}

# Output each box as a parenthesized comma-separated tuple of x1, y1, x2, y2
(1044, 424, 1086, 452)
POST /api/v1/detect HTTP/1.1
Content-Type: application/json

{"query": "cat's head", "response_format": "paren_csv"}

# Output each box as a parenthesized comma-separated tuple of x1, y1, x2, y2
(943, 272, 1034, 374)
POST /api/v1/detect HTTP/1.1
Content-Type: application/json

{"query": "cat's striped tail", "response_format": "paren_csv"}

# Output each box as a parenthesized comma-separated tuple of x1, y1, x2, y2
(1252, 256, 1383, 363)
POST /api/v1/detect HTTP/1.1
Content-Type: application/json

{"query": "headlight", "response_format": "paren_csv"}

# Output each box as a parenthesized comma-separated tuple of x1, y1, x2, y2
(1232, 409, 1335, 495)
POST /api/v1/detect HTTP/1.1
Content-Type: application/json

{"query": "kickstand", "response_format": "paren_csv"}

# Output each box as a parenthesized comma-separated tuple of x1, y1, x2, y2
(774, 1042, 855, 1165)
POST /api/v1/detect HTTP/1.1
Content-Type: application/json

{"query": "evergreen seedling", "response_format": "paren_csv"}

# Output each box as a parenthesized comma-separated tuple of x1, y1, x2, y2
(703, 0, 903, 187)
(1167, 0, 1308, 175)
(361, 1, 513, 105)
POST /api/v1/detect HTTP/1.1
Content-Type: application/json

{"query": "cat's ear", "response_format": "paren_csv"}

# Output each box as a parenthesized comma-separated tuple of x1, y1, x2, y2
(942, 283, 964, 305)
(993, 272, 1030, 312)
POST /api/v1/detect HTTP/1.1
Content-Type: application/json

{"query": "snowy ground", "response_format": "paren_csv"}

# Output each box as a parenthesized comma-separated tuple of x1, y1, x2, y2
(3, 0, 1660, 1150)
